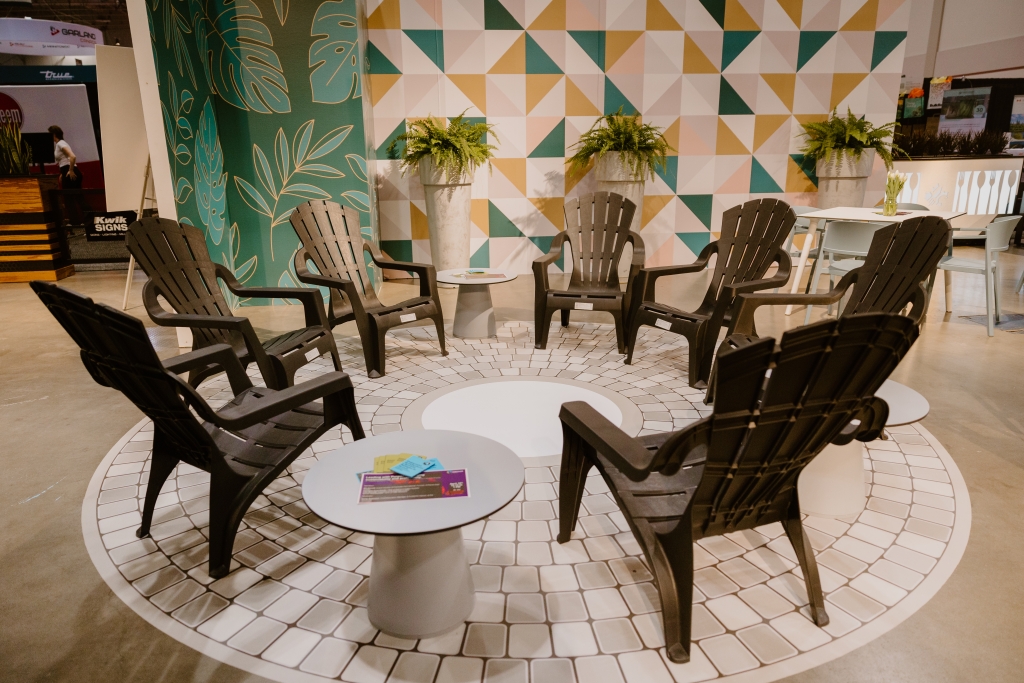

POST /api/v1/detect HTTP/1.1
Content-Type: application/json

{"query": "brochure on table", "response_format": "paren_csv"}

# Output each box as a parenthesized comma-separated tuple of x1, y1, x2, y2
(357, 454, 470, 503)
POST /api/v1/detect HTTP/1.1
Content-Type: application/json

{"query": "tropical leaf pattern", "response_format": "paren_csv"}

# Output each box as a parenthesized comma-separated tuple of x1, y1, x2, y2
(309, 0, 360, 104)
(232, 120, 350, 257)
(192, 0, 291, 114)
(147, 0, 376, 298)
(194, 98, 228, 245)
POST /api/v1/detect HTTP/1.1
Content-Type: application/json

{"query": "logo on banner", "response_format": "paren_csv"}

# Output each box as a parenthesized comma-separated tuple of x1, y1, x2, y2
(49, 25, 97, 42)
(41, 70, 73, 81)
(0, 93, 23, 127)
(50, 26, 59, 35)
(87, 211, 137, 242)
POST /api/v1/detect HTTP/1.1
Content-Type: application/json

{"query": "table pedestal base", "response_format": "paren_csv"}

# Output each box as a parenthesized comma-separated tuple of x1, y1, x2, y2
(368, 528, 476, 639)
(798, 440, 868, 522)
(453, 284, 496, 338)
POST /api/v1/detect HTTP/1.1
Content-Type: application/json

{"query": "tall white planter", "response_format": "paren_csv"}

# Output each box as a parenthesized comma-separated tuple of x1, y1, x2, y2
(420, 158, 473, 272)
(595, 154, 644, 280)
(815, 149, 875, 209)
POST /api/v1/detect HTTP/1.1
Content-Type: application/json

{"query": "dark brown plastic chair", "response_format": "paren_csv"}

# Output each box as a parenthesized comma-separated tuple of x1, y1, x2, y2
(31, 281, 365, 579)
(126, 218, 341, 390)
(533, 192, 645, 352)
(624, 198, 794, 388)
(705, 216, 951, 404)
(290, 200, 446, 378)
(557, 312, 918, 663)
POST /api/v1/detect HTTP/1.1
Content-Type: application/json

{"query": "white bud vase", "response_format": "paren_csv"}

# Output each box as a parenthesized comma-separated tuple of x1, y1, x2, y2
(420, 158, 473, 273)
(595, 154, 644, 280)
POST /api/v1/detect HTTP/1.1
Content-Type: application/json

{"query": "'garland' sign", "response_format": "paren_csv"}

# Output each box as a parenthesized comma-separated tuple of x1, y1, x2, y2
(87, 211, 137, 242)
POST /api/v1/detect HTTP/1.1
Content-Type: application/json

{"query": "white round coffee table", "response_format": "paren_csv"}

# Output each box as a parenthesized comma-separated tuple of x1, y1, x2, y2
(799, 380, 931, 520)
(436, 268, 517, 338)
(302, 430, 524, 639)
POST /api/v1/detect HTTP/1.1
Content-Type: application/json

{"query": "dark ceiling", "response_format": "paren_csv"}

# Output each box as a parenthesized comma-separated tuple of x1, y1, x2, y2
(0, 0, 133, 47)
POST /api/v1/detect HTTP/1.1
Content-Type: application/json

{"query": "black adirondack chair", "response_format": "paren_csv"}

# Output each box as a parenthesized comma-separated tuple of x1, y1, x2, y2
(624, 198, 794, 388)
(533, 192, 645, 352)
(557, 312, 919, 663)
(705, 216, 951, 404)
(126, 218, 341, 390)
(290, 201, 446, 378)
(31, 281, 365, 579)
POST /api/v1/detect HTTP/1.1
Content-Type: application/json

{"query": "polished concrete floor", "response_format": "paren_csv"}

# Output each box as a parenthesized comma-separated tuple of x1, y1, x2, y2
(2, 248, 1024, 682)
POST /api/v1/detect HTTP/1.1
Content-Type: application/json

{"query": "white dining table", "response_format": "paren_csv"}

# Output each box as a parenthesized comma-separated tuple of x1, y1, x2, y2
(785, 207, 966, 315)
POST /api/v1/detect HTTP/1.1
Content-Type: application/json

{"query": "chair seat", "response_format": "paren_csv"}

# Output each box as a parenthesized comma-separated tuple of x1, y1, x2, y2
(368, 295, 438, 318)
(209, 389, 326, 468)
(259, 326, 331, 359)
(638, 301, 709, 326)
(938, 256, 985, 274)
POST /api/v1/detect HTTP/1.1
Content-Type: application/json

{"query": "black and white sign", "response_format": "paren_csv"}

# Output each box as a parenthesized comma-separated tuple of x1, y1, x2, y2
(86, 211, 136, 242)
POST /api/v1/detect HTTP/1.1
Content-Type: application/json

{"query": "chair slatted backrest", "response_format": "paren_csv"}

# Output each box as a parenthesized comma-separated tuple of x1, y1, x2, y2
(32, 282, 217, 470)
(126, 218, 238, 349)
(685, 313, 917, 538)
(841, 216, 950, 318)
(702, 199, 795, 311)
(563, 192, 637, 288)
(290, 201, 378, 304)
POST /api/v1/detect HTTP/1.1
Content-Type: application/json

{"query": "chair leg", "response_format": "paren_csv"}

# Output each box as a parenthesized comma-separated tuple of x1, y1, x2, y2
(944, 270, 953, 313)
(783, 494, 829, 627)
(647, 517, 694, 664)
(207, 459, 255, 579)
(137, 436, 179, 538)
(685, 329, 705, 389)
(993, 261, 1002, 322)
(362, 320, 387, 378)
(609, 308, 626, 354)
(561, 309, 570, 327)
(623, 312, 644, 365)
(535, 305, 555, 350)
(325, 386, 367, 440)
(556, 423, 594, 543)
(432, 313, 448, 357)
(804, 256, 825, 325)
(986, 265, 996, 336)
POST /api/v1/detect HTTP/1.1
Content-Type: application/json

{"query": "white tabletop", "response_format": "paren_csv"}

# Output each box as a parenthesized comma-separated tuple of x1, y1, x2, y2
(801, 207, 965, 222)
(436, 268, 518, 285)
(302, 430, 525, 536)
(876, 380, 930, 426)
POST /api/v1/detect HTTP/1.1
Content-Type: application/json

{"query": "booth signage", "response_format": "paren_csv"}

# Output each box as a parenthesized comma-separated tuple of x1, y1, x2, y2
(0, 65, 97, 84)
(87, 211, 136, 242)
(0, 18, 103, 56)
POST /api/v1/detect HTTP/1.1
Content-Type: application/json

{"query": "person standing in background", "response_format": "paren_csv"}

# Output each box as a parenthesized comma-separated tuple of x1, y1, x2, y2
(49, 125, 84, 226)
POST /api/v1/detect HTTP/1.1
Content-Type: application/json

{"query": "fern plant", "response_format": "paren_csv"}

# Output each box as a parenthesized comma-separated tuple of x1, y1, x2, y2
(799, 108, 903, 169)
(567, 108, 671, 180)
(0, 123, 32, 176)
(388, 113, 498, 182)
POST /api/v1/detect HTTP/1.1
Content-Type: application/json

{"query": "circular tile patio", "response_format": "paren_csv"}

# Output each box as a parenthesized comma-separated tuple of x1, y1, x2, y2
(81, 322, 970, 683)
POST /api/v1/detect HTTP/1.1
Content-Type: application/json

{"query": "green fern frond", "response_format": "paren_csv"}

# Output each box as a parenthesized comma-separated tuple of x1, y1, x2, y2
(387, 112, 498, 182)
(798, 108, 901, 170)
(567, 108, 672, 181)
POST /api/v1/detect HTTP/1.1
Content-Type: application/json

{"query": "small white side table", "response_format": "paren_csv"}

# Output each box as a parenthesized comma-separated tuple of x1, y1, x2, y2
(436, 268, 517, 338)
(799, 380, 930, 521)
(302, 430, 524, 639)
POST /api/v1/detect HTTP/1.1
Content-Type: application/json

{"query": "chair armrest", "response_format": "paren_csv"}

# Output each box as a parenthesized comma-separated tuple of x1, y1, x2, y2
(214, 263, 330, 329)
(533, 232, 568, 293)
(142, 279, 251, 332)
(728, 267, 859, 336)
(721, 250, 792, 299)
(559, 401, 655, 481)
(636, 240, 718, 303)
(831, 397, 889, 445)
(162, 343, 253, 394)
(628, 231, 646, 268)
(365, 242, 437, 297)
(211, 372, 355, 430)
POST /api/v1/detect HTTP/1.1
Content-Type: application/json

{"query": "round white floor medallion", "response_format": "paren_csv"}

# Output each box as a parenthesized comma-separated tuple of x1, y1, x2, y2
(81, 322, 971, 683)
(407, 378, 642, 460)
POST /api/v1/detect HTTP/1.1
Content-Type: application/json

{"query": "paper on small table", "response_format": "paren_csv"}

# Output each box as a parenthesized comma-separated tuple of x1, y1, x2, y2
(358, 469, 470, 503)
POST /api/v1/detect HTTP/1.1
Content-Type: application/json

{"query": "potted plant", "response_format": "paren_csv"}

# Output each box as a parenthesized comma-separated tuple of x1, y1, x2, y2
(568, 107, 671, 230)
(0, 122, 32, 176)
(388, 114, 497, 272)
(799, 108, 902, 209)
